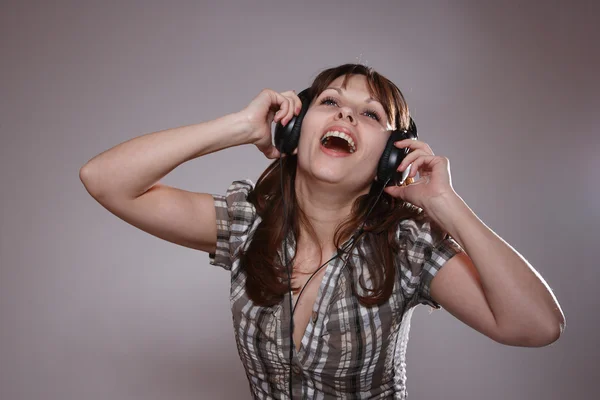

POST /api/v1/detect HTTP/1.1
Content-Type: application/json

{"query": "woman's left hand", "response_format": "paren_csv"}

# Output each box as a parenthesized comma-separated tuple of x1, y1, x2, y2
(383, 139, 457, 210)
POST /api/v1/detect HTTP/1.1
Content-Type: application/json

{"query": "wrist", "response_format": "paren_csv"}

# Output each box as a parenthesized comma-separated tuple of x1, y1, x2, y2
(219, 111, 256, 145)
(424, 191, 470, 232)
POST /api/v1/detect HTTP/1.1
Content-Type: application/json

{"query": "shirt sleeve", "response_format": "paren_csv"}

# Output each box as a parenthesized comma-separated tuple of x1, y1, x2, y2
(398, 215, 464, 309)
(208, 179, 256, 271)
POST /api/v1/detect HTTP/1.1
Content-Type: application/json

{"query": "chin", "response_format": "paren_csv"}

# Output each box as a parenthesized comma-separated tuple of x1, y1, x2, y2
(296, 147, 377, 188)
(299, 163, 372, 191)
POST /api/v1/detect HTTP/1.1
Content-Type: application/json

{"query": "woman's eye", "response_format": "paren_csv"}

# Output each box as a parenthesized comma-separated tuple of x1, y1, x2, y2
(363, 110, 381, 121)
(320, 96, 381, 122)
(320, 97, 338, 106)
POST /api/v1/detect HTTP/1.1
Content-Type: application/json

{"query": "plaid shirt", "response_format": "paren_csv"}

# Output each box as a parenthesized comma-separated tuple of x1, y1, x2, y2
(209, 180, 463, 399)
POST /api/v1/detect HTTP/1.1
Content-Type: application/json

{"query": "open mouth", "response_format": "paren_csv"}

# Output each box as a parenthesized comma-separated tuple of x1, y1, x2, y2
(320, 131, 357, 154)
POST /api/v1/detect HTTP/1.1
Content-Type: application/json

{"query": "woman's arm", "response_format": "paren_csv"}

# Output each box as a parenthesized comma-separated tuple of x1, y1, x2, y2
(80, 113, 252, 200)
(426, 194, 565, 347)
(79, 89, 302, 252)
(79, 113, 252, 252)
(386, 141, 565, 347)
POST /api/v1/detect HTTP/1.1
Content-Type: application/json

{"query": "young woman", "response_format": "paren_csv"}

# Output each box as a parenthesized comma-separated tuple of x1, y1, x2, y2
(80, 64, 565, 399)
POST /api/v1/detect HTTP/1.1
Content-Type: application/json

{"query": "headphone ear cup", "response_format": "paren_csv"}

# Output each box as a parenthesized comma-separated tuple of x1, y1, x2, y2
(274, 89, 311, 155)
(377, 131, 408, 186)
(376, 117, 418, 186)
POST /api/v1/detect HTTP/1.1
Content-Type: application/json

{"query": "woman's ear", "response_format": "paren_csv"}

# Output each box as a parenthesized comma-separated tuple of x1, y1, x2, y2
(292, 147, 298, 156)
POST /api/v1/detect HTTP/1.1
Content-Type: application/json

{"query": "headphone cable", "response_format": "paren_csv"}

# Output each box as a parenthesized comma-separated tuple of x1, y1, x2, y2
(279, 156, 295, 398)
(279, 155, 389, 397)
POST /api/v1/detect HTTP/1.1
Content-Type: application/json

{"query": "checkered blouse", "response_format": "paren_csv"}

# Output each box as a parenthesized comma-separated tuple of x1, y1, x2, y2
(209, 180, 463, 399)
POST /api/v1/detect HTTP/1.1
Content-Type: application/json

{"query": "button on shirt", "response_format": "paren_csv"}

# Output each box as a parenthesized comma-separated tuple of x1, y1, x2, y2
(209, 180, 463, 399)
(311, 311, 318, 323)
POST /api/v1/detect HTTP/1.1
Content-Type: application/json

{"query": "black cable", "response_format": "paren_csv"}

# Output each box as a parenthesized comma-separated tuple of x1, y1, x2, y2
(279, 156, 295, 398)
(279, 155, 389, 398)
(292, 253, 339, 315)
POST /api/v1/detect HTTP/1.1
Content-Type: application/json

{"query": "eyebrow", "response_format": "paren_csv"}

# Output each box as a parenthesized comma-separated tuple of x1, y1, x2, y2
(323, 86, 382, 105)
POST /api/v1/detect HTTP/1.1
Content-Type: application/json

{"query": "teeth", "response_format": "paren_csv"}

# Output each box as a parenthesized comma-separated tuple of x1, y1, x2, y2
(320, 131, 356, 153)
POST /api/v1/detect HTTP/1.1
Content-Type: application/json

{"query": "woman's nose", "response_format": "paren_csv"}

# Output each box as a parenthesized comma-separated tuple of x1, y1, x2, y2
(335, 107, 356, 125)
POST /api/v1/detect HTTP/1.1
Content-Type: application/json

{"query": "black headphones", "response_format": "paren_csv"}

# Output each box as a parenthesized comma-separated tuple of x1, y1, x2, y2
(274, 88, 418, 187)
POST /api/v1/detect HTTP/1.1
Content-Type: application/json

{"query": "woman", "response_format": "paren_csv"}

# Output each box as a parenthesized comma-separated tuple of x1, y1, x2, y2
(80, 64, 565, 399)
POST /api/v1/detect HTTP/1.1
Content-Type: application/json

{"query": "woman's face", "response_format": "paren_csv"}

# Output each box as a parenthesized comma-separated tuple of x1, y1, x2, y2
(296, 74, 393, 191)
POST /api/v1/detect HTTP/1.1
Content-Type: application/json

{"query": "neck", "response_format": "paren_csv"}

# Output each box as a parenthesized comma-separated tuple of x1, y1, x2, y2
(293, 172, 369, 248)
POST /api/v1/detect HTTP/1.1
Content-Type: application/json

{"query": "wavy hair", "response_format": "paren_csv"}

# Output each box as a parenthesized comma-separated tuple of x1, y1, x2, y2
(241, 64, 423, 307)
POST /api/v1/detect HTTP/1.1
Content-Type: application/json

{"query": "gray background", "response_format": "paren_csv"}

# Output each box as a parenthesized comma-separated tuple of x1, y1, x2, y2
(1, 1, 598, 399)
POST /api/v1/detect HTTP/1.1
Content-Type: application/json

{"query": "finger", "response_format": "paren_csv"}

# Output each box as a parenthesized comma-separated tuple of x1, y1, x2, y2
(267, 109, 276, 126)
(383, 184, 406, 198)
(394, 139, 434, 155)
(265, 89, 286, 109)
(393, 138, 421, 148)
(273, 94, 289, 124)
(275, 96, 290, 125)
(408, 155, 437, 178)
(266, 146, 282, 159)
(291, 92, 303, 115)
(282, 96, 295, 126)
(281, 90, 303, 115)
(260, 143, 281, 159)
(398, 149, 428, 171)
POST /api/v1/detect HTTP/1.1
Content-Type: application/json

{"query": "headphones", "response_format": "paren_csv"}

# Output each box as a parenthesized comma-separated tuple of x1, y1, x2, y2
(274, 88, 418, 187)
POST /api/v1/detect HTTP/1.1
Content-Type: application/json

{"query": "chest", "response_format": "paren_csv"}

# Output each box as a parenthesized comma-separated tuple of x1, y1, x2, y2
(230, 262, 409, 390)
(290, 251, 331, 352)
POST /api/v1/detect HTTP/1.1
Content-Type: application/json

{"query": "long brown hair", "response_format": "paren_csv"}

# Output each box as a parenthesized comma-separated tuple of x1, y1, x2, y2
(241, 64, 423, 307)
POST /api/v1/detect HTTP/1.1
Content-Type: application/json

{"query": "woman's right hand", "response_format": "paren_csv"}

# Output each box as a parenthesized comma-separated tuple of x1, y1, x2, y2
(239, 89, 303, 159)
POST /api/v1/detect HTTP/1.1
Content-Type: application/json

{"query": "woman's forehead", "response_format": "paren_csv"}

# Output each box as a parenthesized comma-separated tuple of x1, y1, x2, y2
(329, 74, 370, 91)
